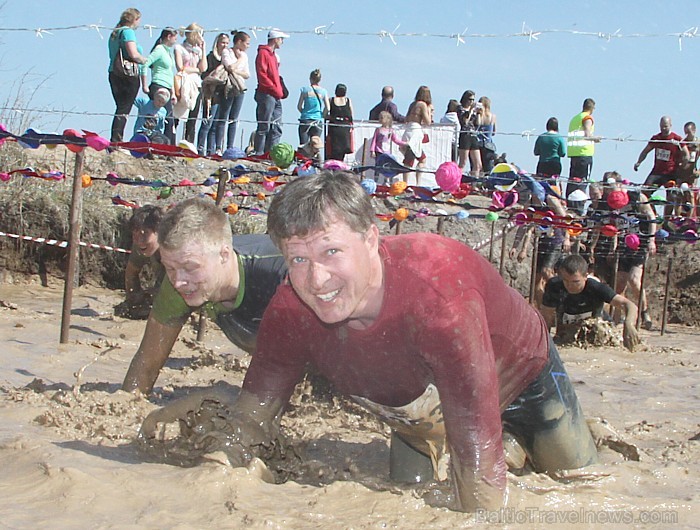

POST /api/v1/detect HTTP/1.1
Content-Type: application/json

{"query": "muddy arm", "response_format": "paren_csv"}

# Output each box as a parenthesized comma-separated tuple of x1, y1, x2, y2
(122, 315, 183, 394)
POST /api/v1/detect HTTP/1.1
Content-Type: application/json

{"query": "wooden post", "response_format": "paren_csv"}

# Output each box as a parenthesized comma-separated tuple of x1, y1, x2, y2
(196, 168, 230, 342)
(59, 151, 85, 344)
(436, 216, 445, 236)
(395, 220, 402, 235)
(661, 257, 673, 336)
(611, 253, 619, 293)
(499, 223, 509, 277)
(488, 221, 496, 263)
(528, 233, 539, 305)
(635, 256, 648, 331)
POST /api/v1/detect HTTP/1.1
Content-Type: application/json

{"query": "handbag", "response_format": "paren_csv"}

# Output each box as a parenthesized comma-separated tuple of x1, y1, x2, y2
(113, 29, 138, 78)
(114, 47, 138, 77)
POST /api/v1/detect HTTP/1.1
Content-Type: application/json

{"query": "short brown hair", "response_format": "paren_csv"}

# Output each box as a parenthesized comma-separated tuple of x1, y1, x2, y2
(267, 171, 375, 248)
(158, 197, 232, 251)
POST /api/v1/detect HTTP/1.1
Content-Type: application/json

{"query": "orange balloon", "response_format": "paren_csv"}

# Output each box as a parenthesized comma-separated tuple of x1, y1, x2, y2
(390, 181, 408, 196)
(256, 192, 266, 201)
(233, 176, 250, 184)
(567, 223, 583, 237)
(81, 174, 92, 188)
(393, 208, 410, 222)
(226, 203, 239, 215)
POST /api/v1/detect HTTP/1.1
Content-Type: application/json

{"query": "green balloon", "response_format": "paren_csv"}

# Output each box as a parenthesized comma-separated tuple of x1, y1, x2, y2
(485, 211, 499, 222)
(159, 187, 173, 199)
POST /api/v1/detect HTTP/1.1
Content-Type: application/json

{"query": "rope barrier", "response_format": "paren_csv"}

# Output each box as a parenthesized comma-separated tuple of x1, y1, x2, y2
(0, 230, 130, 253)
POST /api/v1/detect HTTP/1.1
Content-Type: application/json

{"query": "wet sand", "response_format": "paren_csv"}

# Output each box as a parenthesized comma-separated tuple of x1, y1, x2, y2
(0, 281, 698, 528)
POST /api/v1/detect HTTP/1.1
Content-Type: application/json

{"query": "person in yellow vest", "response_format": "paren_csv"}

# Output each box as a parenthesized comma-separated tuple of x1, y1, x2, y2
(566, 98, 600, 213)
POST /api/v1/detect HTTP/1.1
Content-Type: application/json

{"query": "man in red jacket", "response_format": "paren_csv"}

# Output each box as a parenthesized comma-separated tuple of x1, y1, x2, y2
(254, 28, 288, 155)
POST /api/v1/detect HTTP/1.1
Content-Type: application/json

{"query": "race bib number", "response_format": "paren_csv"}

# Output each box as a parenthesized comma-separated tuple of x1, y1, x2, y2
(562, 311, 593, 324)
(656, 148, 671, 162)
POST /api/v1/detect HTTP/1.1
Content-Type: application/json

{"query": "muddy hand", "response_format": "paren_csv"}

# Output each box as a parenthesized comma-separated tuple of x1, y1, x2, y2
(139, 387, 236, 439)
(623, 322, 640, 352)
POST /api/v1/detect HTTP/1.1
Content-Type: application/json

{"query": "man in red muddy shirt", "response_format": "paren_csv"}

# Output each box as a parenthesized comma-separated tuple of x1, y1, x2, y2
(225, 172, 597, 512)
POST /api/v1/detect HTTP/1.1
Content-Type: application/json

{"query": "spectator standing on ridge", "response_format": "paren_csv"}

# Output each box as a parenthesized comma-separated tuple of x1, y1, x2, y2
(477, 96, 497, 174)
(197, 33, 229, 156)
(216, 31, 251, 154)
(534, 117, 566, 178)
(400, 85, 433, 186)
(327, 83, 354, 162)
(297, 68, 330, 147)
(173, 23, 207, 144)
(566, 98, 599, 213)
(254, 28, 289, 155)
(141, 27, 179, 144)
(107, 8, 147, 144)
(440, 99, 460, 161)
(369, 86, 405, 123)
(457, 90, 482, 176)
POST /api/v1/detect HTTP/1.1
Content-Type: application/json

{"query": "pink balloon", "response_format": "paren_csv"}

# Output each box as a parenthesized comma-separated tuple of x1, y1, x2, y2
(85, 134, 111, 151)
(624, 233, 641, 250)
(435, 161, 461, 193)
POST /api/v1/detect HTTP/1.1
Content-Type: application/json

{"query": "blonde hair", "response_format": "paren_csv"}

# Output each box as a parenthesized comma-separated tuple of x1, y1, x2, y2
(111, 7, 141, 39)
(183, 23, 204, 45)
(378, 111, 393, 127)
(158, 197, 232, 252)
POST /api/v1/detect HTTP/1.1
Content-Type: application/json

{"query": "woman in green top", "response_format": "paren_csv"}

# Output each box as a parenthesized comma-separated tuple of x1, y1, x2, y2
(533, 117, 567, 178)
(141, 27, 178, 143)
(107, 8, 147, 143)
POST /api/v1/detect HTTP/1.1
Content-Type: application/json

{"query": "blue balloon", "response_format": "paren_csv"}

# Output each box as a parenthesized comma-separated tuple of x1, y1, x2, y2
(656, 229, 669, 240)
(360, 178, 377, 195)
(455, 210, 470, 220)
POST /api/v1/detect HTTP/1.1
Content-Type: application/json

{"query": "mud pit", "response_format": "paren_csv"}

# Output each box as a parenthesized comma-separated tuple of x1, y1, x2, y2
(0, 282, 698, 527)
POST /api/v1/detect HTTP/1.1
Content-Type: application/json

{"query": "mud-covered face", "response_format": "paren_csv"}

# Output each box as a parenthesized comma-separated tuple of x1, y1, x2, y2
(282, 219, 381, 327)
(160, 240, 228, 307)
(132, 228, 159, 257)
(560, 270, 587, 295)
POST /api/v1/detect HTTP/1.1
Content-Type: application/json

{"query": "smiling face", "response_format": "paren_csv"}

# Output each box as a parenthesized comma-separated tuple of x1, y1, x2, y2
(132, 228, 159, 257)
(160, 240, 233, 307)
(282, 218, 384, 328)
(560, 270, 587, 295)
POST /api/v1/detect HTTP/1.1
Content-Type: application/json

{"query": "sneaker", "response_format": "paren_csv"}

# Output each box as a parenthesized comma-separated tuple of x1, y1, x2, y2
(641, 311, 653, 331)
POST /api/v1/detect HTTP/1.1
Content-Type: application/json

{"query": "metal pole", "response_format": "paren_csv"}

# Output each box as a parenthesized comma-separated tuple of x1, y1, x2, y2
(488, 221, 496, 263)
(59, 151, 85, 343)
(661, 257, 673, 336)
(499, 223, 508, 276)
(529, 233, 539, 305)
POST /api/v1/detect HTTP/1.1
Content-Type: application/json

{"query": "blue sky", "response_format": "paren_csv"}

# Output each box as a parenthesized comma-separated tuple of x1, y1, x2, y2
(1, 0, 699, 182)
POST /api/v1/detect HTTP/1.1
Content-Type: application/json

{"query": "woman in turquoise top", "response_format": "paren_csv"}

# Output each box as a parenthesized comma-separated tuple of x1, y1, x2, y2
(107, 8, 147, 143)
(296, 69, 330, 146)
(533, 117, 567, 177)
(141, 27, 178, 143)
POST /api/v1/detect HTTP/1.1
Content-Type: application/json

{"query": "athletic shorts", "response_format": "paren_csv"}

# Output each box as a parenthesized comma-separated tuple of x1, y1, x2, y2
(458, 131, 479, 150)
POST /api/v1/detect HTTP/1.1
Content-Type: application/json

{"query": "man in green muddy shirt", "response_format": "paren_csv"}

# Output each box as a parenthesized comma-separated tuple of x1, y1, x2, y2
(122, 197, 287, 394)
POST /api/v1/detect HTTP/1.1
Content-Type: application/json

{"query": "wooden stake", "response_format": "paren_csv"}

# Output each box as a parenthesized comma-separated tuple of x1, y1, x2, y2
(59, 151, 85, 344)
(436, 216, 445, 236)
(661, 256, 673, 336)
(529, 234, 539, 305)
(197, 168, 231, 342)
(635, 256, 648, 331)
